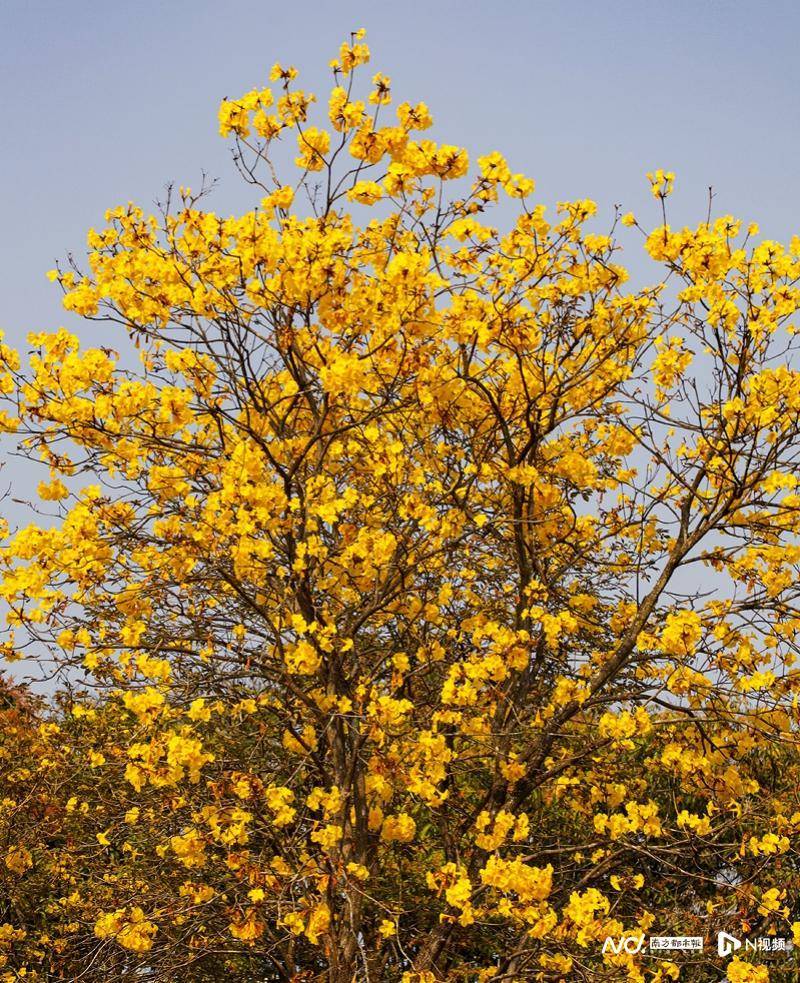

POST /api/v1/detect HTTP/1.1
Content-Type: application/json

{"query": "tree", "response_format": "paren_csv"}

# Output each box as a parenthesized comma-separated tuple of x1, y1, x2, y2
(3, 28, 800, 982)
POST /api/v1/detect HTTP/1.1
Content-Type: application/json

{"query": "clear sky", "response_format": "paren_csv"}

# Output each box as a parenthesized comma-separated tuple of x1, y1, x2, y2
(3, 0, 800, 353)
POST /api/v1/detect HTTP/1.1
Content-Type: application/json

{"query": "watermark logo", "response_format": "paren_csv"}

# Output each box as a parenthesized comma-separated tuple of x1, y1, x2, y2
(718, 934, 793, 956)
(718, 932, 742, 957)
(602, 934, 646, 955)
(650, 936, 703, 952)
(600, 930, 792, 960)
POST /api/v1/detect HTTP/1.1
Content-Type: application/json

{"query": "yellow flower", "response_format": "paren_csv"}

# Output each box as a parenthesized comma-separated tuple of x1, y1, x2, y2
(265, 785, 297, 826)
(305, 902, 331, 944)
(37, 478, 69, 501)
(757, 886, 788, 917)
(660, 610, 702, 657)
(295, 127, 330, 171)
(480, 856, 553, 903)
(4, 846, 32, 876)
(369, 72, 392, 106)
(269, 62, 298, 83)
(94, 908, 157, 953)
(187, 697, 211, 722)
(170, 829, 206, 868)
(229, 910, 264, 944)
(310, 823, 343, 850)
(381, 813, 417, 843)
(726, 959, 769, 983)
(647, 168, 675, 198)
(347, 180, 383, 205)
(122, 687, 165, 723)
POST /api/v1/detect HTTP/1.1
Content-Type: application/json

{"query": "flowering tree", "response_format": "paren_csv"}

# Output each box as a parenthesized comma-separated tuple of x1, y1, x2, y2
(3, 29, 800, 983)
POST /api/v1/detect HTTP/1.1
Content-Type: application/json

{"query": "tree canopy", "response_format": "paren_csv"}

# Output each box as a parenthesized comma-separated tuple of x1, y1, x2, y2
(3, 29, 800, 983)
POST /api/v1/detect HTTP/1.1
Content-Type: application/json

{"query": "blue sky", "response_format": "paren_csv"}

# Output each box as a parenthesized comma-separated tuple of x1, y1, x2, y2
(3, 0, 800, 353)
